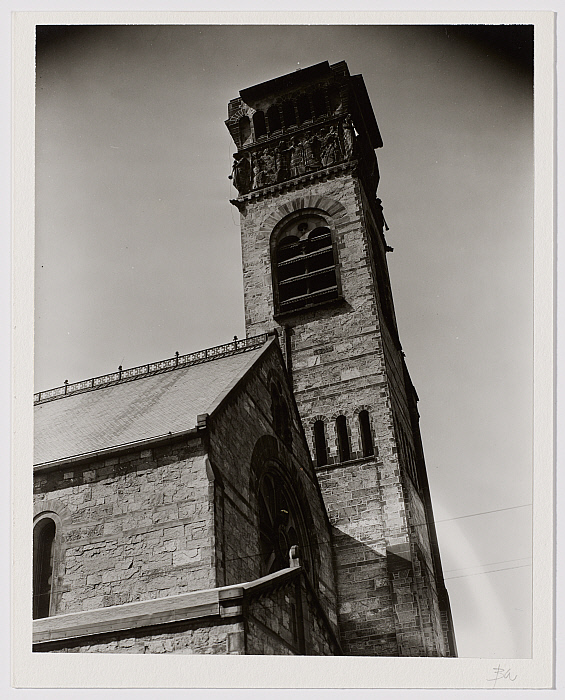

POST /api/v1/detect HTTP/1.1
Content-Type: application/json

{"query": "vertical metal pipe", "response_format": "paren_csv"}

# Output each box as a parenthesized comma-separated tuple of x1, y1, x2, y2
(283, 325, 293, 389)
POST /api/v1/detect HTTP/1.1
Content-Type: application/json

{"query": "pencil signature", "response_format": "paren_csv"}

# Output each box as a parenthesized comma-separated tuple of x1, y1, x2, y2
(487, 664, 518, 687)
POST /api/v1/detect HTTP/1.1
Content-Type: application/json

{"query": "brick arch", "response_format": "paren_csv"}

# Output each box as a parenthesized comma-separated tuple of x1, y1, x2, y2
(308, 414, 328, 426)
(34, 498, 72, 527)
(230, 107, 252, 122)
(259, 195, 349, 240)
(329, 410, 351, 422)
(353, 404, 374, 416)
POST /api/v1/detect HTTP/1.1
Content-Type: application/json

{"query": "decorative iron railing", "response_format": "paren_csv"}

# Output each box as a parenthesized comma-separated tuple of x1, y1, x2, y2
(34, 333, 271, 404)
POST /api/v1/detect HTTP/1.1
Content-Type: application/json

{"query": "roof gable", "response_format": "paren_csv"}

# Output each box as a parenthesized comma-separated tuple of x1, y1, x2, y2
(34, 340, 272, 466)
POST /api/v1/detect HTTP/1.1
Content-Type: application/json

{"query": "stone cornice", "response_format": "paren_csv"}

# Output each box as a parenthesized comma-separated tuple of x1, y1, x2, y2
(233, 160, 357, 207)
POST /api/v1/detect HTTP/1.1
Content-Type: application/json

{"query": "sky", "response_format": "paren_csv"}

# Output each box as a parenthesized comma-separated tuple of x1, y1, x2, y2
(34, 24, 534, 659)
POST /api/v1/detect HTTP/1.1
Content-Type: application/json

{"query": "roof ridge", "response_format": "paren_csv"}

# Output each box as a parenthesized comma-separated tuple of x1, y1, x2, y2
(34, 332, 274, 405)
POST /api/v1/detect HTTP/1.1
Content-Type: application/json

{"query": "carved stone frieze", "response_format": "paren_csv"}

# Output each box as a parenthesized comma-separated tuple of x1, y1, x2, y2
(229, 116, 360, 195)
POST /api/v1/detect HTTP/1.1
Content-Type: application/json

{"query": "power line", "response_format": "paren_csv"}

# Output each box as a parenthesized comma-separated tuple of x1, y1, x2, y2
(444, 563, 531, 581)
(222, 504, 534, 565)
(223, 504, 533, 567)
(434, 503, 532, 525)
(443, 556, 532, 574)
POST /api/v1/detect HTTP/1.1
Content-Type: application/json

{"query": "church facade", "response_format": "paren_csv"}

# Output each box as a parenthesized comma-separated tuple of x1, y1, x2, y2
(33, 61, 456, 657)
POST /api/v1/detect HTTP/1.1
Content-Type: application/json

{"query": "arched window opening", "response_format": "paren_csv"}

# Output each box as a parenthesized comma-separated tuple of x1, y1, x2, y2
(282, 101, 297, 128)
(274, 215, 339, 314)
(359, 410, 374, 457)
(312, 90, 327, 118)
(253, 110, 267, 139)
(329, 87, 342, 114)
(258, 472, 307, 576)
(313, 420, 328, 467)
(336, 415, 351, 462)
(266, 105, 282, 133)
(33, 518, 56, 619)
(238, 115, 251, 146)
(297, 95, 312, 123)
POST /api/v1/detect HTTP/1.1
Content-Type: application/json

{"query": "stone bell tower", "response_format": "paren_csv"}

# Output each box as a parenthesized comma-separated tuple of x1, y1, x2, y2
(226, 61, 456, 657)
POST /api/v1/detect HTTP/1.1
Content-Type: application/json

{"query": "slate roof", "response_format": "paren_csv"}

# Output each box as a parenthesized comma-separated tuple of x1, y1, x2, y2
(34, 342, 270, 466)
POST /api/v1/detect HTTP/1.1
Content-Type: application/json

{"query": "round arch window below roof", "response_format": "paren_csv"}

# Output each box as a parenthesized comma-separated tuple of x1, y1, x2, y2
(253, 110, 267, 138)
(267, 105, 282, 133)
(238, 115, 252, 145)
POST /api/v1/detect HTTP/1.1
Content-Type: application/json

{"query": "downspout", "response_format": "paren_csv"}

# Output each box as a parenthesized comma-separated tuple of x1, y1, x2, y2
(283, 324, 293, 389)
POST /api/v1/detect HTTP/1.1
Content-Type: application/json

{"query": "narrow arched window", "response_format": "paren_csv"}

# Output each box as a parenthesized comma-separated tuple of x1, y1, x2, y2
(359, 410, 374, 457)
(238, 115, 251, 145)
(313, 420, 328, 467)
(336, 415, 351, 462)
(253, 110, 267, 138)
(266, 105, 282, 133)
(312, 90, 327, 118)
(297, 95, 311, 123)
(33, 517, 56, 619)
(329, 86, 342, 114)
(282, 101, 297, 128)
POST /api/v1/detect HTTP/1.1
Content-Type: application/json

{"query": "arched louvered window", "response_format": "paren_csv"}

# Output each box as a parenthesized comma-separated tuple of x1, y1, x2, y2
(253, 110, 267, 138)
(313, 420, 328, 467)
(273, 214, 339, 314)
(33, 517, 56, 619)
(282, 101, 297, 128)
(238, 115, 251, 146)
(297, 95, 312, 123)
(336, 415, 351, 462)
(267, 105, 282, 133)
(358, 410, 374, 457)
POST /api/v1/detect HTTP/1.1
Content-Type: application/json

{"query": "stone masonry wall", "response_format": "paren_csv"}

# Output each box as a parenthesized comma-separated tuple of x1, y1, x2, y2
(245, 575, 337, 655)
(33, 438, 216, 615)
(39, 619, 244, 655)
(316, 460, 398, 656)
(238, 170, 447, 655)
(246, 581, 301, 655)
(207, 342, 338, 632)
(362, 186, 448, 656)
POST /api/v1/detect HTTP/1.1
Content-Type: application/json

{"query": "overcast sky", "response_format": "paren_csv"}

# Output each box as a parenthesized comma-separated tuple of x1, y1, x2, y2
(35, 23, 534, 658)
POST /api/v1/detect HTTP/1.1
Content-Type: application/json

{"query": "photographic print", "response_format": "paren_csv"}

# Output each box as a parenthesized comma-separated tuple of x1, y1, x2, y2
(12, 14, 554, 689)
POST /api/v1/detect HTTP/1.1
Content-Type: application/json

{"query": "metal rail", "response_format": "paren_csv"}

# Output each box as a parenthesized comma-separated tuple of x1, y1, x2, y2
(34, 333, 271, 404)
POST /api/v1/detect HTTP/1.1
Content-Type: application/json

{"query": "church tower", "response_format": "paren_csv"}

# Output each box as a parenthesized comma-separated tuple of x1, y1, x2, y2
(226, 61, 456, 657)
